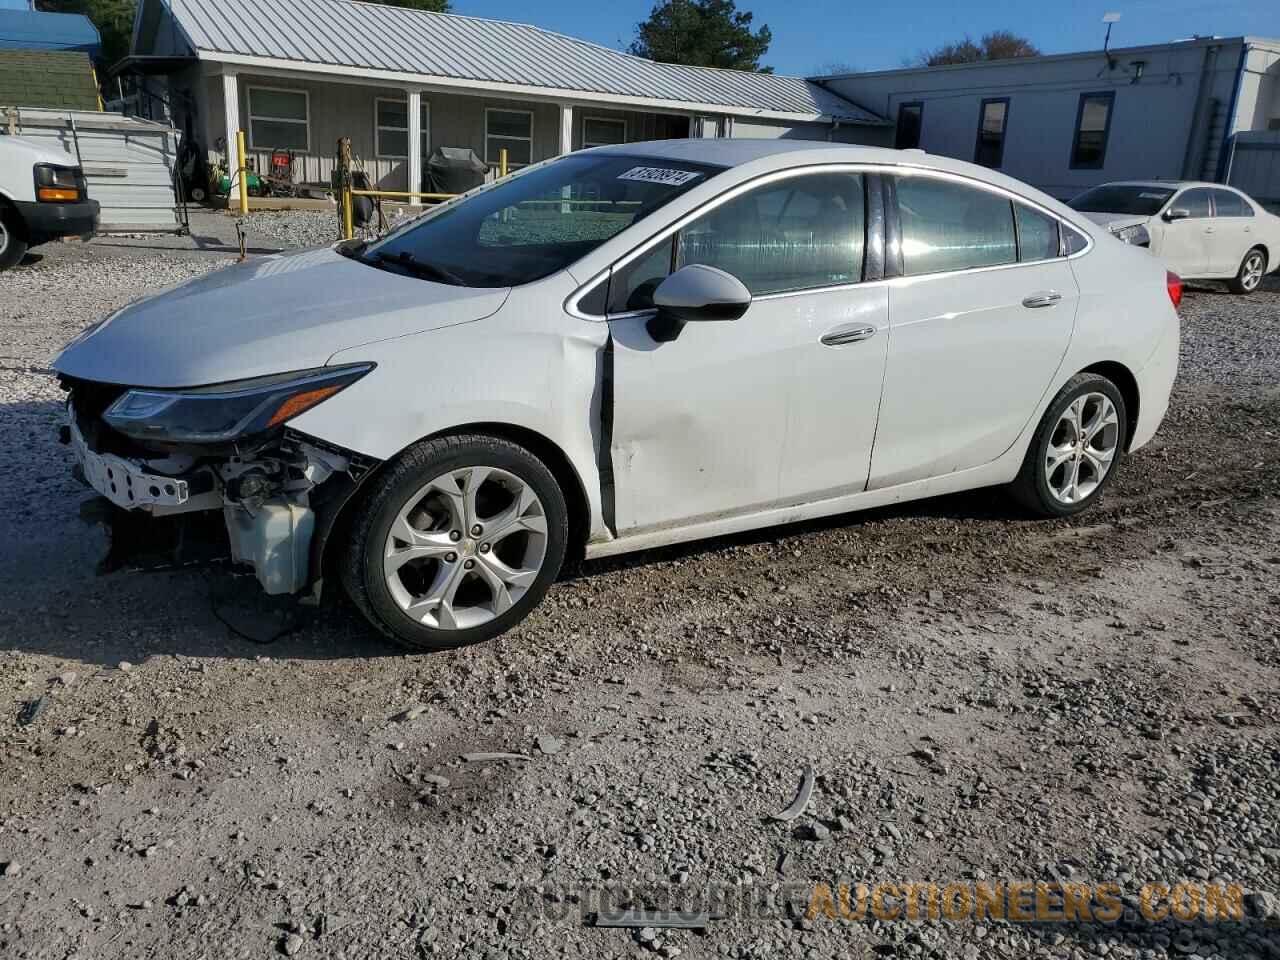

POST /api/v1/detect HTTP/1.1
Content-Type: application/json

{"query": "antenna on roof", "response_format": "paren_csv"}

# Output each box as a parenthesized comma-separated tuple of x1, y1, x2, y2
(1102, 12, 1121, 68)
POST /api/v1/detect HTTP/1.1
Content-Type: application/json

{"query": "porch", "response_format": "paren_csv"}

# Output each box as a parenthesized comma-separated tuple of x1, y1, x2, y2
(191, 67, 698, 202)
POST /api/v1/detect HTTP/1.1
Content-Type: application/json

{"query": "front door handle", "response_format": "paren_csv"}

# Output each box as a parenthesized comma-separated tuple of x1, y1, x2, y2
(1022, 291, 1063, 309)
(821, 324, 877, 346)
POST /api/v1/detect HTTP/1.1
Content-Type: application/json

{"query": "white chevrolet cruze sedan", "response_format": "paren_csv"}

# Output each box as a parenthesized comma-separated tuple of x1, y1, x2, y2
(1069, 180, 1280, 293)
(53, 141, 1180, 650)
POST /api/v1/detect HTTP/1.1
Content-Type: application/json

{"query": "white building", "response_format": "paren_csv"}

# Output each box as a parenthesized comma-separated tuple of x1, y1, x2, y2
(816, 36, 1280, 201)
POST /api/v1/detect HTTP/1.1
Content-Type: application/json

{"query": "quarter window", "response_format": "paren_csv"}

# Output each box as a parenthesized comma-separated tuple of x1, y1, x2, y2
(246, 87, 309, 152)
(375, 98, 430, 159)
(608, 239, 675, 313)
(895, 102, 923, 150)
(675, 172, 866, 296)
(1061, 224, 1089, 256)
(1014, 204, 1061, 262)
(1211, 189, 1253, 217)
(896, 175, 1016, 276)
(486, 109, 534, 166)
(974, 99, 1009, 169)
(1070, 92, 1114, 170)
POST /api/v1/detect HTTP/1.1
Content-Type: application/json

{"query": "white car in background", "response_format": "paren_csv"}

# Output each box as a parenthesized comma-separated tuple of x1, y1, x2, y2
(52, 141, 1181, 651)
(1069, 180, 1280, 293)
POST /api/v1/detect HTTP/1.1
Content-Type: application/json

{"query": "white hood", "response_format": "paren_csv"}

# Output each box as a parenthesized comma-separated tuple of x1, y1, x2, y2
(0, 133, 76, 168)
(1081, 211, 1151, 231)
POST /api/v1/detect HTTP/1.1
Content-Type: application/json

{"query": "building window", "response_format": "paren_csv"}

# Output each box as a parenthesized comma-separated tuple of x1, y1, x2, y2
(1070, 92, 1115, 170)
(973, 98, 1009, 169)
(582, 116, 626, 148)
(895, 101, 923, 150)
(486, 108, 534, 166)
(375, 97, 430, 159)
(246, 86, 309, 152)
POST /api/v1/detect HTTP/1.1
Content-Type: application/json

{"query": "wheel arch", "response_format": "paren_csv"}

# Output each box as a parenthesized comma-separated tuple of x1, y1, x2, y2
(427, 422, 592, 563)
(313, 421, 593, 588)
(1080, 361, 1140, 451)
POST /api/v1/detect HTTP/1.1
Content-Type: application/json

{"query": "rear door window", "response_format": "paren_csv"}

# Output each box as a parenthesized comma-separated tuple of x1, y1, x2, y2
(1015, 204, 1061, 262)
(896, 175, 1016, 275)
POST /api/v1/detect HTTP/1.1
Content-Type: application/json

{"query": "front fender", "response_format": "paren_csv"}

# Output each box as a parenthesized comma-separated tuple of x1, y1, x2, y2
(289, 276, 611, 541)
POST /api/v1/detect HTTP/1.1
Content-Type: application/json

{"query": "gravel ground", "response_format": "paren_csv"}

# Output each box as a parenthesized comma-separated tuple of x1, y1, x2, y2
(0, 230, 1278, 960)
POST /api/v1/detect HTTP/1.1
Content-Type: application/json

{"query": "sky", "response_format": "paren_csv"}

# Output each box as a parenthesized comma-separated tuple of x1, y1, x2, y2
(446, 0, 1278, 76)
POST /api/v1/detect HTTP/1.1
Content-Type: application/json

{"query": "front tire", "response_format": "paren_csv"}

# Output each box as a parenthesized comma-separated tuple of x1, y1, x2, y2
(1227, 247, 1267, 295)
(342, 434, 568, 651)
(1010, 373, 1128, 518)
(0, 205, 29, 272)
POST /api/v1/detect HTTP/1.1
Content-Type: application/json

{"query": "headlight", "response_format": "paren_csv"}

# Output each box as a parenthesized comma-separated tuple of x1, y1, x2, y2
(1112, 223, 1151, 247)
(33, 163, 86, 203)
(102, 364, 373, 443)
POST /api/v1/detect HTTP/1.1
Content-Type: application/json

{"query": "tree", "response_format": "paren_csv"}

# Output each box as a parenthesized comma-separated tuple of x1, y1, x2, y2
(631, 0, 772, 73)
(37, 0, 136, 65)
(918, 30, 1040, 67)
(813, 61, 858, 77)
(361, 0, 451, 12)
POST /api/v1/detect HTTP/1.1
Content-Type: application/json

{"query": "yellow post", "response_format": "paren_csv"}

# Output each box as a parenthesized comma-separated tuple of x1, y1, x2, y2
(90, 66, 104, 111)
(337, 137, 355, 241)
(235, 130, 249, 215)
(499, 148, 508, 178)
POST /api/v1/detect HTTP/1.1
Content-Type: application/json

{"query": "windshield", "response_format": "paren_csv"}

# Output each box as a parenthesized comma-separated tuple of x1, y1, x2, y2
(361, 154, 723, 287)
(1068, 185, 1175, 217)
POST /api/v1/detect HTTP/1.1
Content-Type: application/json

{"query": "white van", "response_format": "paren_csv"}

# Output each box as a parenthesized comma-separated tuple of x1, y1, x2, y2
(0, 134, 100, 270)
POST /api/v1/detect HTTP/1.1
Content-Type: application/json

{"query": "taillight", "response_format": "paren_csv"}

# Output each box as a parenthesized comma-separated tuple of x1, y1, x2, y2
(1166, 271, 1183, 309)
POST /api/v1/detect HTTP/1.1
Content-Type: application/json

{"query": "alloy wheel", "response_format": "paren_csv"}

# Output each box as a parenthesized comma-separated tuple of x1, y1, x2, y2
(1045, 392, 1120, 505)
(1242, 252, 1265, 292)
(382, 466, 548, 630)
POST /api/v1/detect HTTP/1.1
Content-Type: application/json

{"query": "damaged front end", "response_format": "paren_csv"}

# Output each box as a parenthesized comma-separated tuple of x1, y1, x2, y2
(58, 367, 378, 596)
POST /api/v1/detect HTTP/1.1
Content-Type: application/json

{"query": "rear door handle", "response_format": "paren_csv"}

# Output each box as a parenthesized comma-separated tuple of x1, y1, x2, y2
(821, 324, 877, 346)
(1021, 291, 1063, 309)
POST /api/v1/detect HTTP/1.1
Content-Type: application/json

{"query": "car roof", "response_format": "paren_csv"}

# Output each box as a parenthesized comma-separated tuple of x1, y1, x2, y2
(582, 139, 1071, 208)
(584, 138, 907, 167)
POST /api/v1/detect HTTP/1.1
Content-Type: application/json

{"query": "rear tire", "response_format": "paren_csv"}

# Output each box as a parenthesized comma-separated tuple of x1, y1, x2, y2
(1010, 373, 1128, 518)
(342, 434, 568, 652)
(0, 205, 28, 272)
(1227, 247, 1267, 294)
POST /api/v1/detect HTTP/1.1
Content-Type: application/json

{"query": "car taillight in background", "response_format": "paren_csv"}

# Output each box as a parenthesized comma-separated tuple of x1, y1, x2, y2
(33, 163, 87, 203)
(1166, 271, 1184, 309)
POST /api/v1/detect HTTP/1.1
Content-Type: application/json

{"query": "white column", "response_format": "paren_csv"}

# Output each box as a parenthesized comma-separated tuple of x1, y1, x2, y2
(559, 104, 574, 212)
(222, 71, 240, 165)
(407, 89, 423, 205)
(558, 103, 574, 156)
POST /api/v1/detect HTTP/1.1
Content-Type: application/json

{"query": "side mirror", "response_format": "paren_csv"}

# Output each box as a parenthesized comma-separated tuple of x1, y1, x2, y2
(647, 264, 752, 343)
(1163, 208, 1190, 222)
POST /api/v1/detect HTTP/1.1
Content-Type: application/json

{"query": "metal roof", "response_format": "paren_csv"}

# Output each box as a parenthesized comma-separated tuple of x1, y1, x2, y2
(160, 0, 883, 124)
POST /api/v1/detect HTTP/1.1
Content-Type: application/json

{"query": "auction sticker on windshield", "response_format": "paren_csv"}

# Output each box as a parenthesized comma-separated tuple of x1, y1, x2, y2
(617, 166, 704, 186)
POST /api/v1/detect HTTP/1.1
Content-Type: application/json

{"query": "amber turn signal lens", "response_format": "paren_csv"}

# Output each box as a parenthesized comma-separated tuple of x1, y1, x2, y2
(265, 385, 344, 428)
(37, 187, 80, 202)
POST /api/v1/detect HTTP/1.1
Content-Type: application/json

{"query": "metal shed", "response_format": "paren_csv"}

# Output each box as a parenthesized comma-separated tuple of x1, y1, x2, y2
(3, 108, 181, 232)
